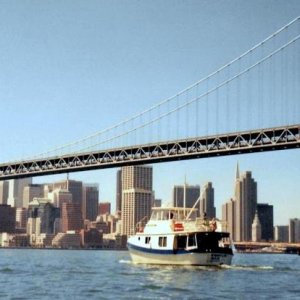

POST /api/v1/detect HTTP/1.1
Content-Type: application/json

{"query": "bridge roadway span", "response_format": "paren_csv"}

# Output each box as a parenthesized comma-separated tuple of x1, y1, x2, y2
(1, 124, 300, 180)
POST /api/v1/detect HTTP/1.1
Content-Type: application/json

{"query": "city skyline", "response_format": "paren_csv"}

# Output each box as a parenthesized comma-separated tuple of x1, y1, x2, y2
(0, 1, 299, 226)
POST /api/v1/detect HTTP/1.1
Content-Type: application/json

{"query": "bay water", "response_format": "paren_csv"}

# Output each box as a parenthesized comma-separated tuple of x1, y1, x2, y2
(0, 249, 299, 299)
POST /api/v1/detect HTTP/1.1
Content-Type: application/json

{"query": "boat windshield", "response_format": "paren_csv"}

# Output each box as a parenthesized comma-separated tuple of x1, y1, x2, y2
(150, 209, 197, 221)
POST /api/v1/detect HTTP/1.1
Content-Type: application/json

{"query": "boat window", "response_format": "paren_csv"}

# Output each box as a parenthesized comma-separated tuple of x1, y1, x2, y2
(188, 234, 197, 247)
(145, 237, 151, 244)
(176, 235, 187, 249)
(158, 236, 167, 247)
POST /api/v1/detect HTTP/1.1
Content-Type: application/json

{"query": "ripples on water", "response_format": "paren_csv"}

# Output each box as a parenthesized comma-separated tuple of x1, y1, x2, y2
(0, 249, 299, 299)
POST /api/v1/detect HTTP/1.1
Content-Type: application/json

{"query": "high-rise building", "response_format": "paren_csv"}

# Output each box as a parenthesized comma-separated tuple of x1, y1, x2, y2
(16, 207, 27, 229)
(289, 218, 300, 243)
(53, 179, 83, 205)
(256, 203, 274, 241)
(274, 225, 289, 242)
(222, 198, 235, 239)
(121, 165, 153, 237)
(61, 203, 83, 233)
(0, 181, 9, 204)
(153, 199, 162, 207)
(23, 184, 44, 208)
(200, 182, 216, 218)
(99, 202, 111, 215)
(0, 204, 16, 233)
(222, 164, 257, 242)
(234, 164, 257, 242)
(116, 169, 122, 213)
(27, 198, 60, 234)
(82, 185, 99, 221)
(48, 189, 73, 209)
(172, 184, 200, 210)
(7, 178, 32, 208)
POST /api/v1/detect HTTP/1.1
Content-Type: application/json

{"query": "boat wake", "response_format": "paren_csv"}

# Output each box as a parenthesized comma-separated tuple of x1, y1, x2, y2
(119, 259, 132, 264)
(220, 264, 273, 271)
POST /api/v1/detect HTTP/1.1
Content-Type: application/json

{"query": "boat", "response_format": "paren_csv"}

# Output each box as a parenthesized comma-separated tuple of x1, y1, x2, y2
(127, 206, 233, 266)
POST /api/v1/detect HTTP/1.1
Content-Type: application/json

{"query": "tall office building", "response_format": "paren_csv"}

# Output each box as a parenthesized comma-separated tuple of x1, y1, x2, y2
(222, 198, 235, 239)
(0, 204, 16, 233)
(99, 202, 111, 215)
(234, 164, 257, 242)
(256, 203, 274, 241)
(0, 181, 9, 204)
(274, 225, 289, 242)
(48, 189, 73, 209)
(289, 218, 300, 243)
(61, 203, 83, 233)
(23, 184, 44, 208)
(116, 169, 122, 213)
(121, 165, 153, 237)
(53, 179, 83, 205)
(27, 198, 60, 234)
(222, 164, 257, 242)
(200, 182, 216, 218)
(172, 184, 200, 211)
(7, 178, 32, 208)
(82, 185, 99, 221)
(16, 207, 28, 229)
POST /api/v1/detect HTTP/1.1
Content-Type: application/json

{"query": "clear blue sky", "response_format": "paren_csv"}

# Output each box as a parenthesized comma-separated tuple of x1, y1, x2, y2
(0, 0, 299, 225)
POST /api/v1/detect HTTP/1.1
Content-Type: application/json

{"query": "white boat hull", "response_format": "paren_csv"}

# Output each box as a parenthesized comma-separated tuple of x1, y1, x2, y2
(128, 246, 233, 266)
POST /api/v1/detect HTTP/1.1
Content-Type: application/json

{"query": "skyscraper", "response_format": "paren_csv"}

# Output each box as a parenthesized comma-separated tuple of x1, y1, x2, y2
(222, 198, 235, 239)
(99, 202, 111, 215)
(172, 184, 200, 210)
(222, 164, 257, 242)
(256, 203, 274, 241)
(0, 181, 9, 204)
(289, 218, 300, 243)
(121, 165, 153, 237)
(200, 182, 216, 218)
(234, 164, 257, 242)
(7, 178, 32, 208)
(0, 204, 16, 233)
(61, 203, 83, 233)
(251, 211, 262, 242)
(23, 184, 44, 208)
(53, 179, 83, 205)
(82, 185, 99, 221)
(116, 169, 122, 213)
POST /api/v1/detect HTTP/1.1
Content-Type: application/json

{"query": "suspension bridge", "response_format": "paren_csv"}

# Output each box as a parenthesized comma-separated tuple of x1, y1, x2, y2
(1, 17, 300, 180)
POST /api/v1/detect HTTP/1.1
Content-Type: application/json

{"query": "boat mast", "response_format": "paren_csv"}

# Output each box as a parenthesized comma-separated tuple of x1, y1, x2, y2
(184, 175, 186, 217)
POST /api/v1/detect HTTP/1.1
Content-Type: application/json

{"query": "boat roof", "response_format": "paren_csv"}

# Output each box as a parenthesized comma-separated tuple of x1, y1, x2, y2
(152, 206, 198, 211)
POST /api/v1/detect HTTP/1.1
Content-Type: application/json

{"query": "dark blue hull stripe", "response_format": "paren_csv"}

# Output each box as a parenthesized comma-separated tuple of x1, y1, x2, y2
(128, 243, 188, 255)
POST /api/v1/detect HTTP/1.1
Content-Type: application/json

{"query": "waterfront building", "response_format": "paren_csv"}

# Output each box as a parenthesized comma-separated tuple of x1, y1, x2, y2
(252, 211, 262, 242)
(274, 225, 289, 242)
(16, 207, 27, 230)
(200, 182, 216, 219)
(289, 218, 300, 243)
(23, 184, 44, 208)
(256, 203, 274, 241)
(121, 165, 153, 237)
(7, 178, 32, 208)
(82, 185, 99, 221)
(27, 198, 60, 245)
(222, 198, 235, 239)
(52, 231, 81, 248)
(61, 202, 83, 232)
(0, 181, 9, 204)
(116, 169, 122, 213)
(172, 184, 200, 211)
(0, 204, 16, 233)
(99, 202, 111, 215)
(234, 164, 257, 242)
(80, 228, 103, 248)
